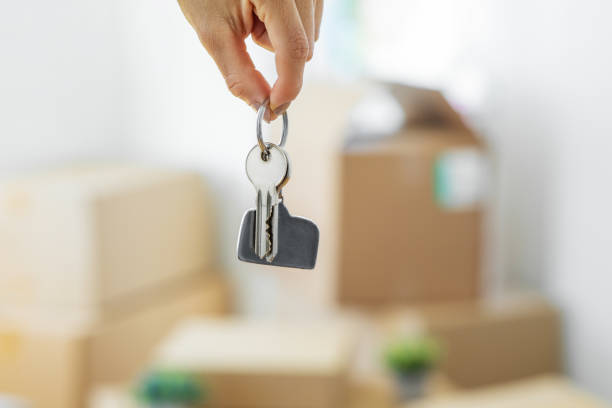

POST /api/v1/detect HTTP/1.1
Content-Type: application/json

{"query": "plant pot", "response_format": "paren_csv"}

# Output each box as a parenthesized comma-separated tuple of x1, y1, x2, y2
(393, 370, 429, 401)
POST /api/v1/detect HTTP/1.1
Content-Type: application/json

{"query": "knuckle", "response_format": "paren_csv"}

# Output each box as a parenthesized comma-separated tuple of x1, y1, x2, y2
(286, 31, 310, 61)
(196, 17, 231, 50)
(197, 27, 219, 50)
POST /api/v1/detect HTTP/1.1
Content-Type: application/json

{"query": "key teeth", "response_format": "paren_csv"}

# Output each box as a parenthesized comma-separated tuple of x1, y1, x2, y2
(265, 206, 274, 261)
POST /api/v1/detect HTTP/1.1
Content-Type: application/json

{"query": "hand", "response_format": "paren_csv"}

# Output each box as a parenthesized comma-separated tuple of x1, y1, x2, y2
(177, 0, 323, 120)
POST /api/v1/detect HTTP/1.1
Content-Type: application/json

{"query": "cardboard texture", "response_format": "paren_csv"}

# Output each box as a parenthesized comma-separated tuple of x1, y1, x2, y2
(375, 296, 561, 389)
(339, 84, 483, 305)
(0, 274, 230, 408)
(154, 318, 356, 408)
(0, 164, 215, 313)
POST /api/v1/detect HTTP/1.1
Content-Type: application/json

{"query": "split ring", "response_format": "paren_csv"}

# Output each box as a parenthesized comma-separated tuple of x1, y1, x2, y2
(256, 103, 288, 155)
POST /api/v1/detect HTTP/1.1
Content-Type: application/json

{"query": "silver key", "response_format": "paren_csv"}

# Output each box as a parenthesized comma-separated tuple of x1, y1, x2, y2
(245, 143, 290, 261)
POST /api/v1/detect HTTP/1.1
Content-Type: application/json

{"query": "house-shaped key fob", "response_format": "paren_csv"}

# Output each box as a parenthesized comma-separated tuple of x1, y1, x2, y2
(237, 202, 319, 269)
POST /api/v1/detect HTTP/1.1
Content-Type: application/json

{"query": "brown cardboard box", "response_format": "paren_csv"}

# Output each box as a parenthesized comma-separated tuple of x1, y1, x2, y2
(153, 318, 356, 408)
(375, 295, 561, 389)
(0, 273, 230, 408)
(0, 164, 215, 314)
(424, 296, 561, 388)
(339, 85, 484, 305)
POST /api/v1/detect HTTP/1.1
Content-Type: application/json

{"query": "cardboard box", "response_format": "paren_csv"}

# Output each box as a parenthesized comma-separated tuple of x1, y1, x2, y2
(0, 273, 230, 408)
(348, 372, 454, 408)
(374, 295, 561, 389)
(424, 296, 561, 388)
(153, 318, 356, 408)
(406, 376, 608, 408)
(0, 164, 215, 313)
(338, 85, 485, 305)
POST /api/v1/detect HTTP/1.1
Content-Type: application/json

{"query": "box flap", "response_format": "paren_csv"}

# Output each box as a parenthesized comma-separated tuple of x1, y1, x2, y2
(386, 83, 471, 133)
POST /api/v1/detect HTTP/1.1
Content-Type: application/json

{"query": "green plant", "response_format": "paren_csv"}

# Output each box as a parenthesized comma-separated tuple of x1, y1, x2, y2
(383, 336, 441, 375)
(135, 370, 205, 406)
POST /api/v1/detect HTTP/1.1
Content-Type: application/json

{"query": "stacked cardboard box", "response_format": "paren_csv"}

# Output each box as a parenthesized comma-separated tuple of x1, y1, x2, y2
(0, 164, 216, 317)
(0, 274, 229, 408)
(333, 85, 564, 392)
(338, 85, 485, 306)
(0, 164, 230, 408)
(285, 83, 562, 394)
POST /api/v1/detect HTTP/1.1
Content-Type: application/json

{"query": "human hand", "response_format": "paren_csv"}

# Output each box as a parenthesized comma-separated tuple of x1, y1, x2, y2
(177, 0, 323, 120)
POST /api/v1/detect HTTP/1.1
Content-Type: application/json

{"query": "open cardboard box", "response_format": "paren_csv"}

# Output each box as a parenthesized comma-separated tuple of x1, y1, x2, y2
(339, 84, 485, 306)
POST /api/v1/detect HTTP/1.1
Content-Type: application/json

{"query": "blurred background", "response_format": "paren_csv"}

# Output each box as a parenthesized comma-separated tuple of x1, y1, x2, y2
(1, 0, 611, 407)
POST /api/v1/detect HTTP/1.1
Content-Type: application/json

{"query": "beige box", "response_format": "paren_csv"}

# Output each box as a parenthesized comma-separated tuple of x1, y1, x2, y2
(375, 295, 561, 389)
(0, 164, 214, 312)
(0, 273, 230, 408)
(406, 376, 608, 408)
(154, 318, 356, 408)
(339, 85, 484, 305)
(424, 296, 561, 388)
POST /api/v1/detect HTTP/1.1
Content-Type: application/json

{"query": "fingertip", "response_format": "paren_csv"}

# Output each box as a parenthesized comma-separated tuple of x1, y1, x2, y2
(264, 107, 273, 123)
(225, 69, 270, 112)
(307, 37, 315, 61)
(273, 102, 290, 116)
(270, 78, 302, 112)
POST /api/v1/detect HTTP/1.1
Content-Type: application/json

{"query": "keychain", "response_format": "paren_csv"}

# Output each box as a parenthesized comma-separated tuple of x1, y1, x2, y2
(236, 105, 319, 269)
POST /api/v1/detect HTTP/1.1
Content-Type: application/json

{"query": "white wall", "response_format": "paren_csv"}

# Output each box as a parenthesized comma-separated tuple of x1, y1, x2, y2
(0, 0, 124, 175)
(466, 2, 612, 399)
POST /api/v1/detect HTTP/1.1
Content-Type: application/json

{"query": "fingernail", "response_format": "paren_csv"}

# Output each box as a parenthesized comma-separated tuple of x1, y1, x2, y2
(264, 107, 272, 123)
(272, 102, 290, 116)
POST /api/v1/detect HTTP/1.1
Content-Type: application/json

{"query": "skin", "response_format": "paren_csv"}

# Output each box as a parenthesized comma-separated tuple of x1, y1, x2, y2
(177, 0, 323, 121)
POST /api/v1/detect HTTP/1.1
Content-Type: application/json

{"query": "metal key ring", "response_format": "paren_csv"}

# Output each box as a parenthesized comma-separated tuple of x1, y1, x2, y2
(256, 104, 288, 155)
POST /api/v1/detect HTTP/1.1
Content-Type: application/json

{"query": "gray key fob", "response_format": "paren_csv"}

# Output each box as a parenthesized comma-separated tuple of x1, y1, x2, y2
(237, 202, 319, 269)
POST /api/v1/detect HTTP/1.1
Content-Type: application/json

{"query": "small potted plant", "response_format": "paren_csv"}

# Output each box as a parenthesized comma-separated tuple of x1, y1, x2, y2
(135, 370, 205, 408)
(383, 336, 441, 401)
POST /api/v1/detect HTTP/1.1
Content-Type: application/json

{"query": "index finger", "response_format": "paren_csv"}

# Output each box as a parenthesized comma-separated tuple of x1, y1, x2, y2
(257, 1, 310, 113)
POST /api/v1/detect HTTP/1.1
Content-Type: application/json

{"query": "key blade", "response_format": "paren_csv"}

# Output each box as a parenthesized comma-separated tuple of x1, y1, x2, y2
(254, 189, 262, 258)
(265, 191, 272, 259)
(254, 189, 269, 259)
(263, 191, 273, 258)
(265, 196, 279, 262)
(266, 190, 282, 262)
